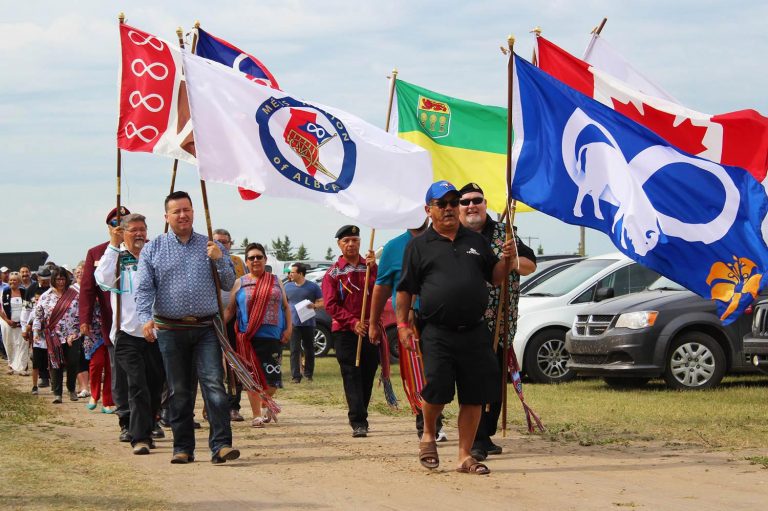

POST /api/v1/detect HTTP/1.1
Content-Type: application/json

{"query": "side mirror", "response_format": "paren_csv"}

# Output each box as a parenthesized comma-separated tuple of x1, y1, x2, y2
(595, 287, 615, 302)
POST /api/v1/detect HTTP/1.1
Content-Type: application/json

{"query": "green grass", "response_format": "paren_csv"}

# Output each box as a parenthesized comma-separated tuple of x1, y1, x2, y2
(0, 375, 169, 511)
(745, 455, 768, 468)
(282, 357, 768, 449)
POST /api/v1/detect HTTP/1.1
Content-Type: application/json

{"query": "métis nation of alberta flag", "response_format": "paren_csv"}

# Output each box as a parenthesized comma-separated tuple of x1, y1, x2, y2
(182, 51, 432, 229)
(392, 80, 532, 213)
(117, 23, 195, 164)
(511, 54, 768, 323)
(536, 36, 768, 182)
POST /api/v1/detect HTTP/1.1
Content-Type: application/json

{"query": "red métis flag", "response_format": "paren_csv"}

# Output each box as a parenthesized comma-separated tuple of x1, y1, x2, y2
(536, 36, 768, 182)
(117, 23, 195, 164)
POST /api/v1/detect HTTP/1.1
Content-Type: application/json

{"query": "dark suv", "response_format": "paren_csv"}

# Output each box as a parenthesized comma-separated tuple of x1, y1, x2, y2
(742, 298, 768, 374)
(565, 276, 757, 389)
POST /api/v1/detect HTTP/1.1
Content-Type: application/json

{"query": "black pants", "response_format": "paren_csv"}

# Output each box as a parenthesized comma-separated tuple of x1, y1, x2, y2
(108, 343, 131, 429)
(115, 331, 164, 446)
(51, 343, 77, 397)
(334, 331, 379, 429)
(290, 325, 315, 381)
(473, 348, 503, 451)
(225, 319, 242, 411)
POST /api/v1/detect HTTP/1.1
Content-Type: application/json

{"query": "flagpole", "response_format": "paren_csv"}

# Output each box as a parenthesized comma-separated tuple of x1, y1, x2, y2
(501, 35, 517, 438)
(355, 68, 398, 367)
(163, 27, 187, 234)
(115, 12, 126, 331)
(576, 17, 607, 256)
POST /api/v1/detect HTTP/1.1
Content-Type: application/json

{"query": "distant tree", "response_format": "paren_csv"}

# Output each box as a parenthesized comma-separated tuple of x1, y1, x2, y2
(296, 244, 309, 260)
(240, 237, 249, 248)
(325, 247, 334, 261)
(271, 235, 296, 260)
(537, 244, 544, 255)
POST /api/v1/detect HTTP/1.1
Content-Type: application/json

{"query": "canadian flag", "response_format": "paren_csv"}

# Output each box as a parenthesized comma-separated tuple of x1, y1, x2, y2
(536, 35, 768, 182)
(117, 23, 196, 164)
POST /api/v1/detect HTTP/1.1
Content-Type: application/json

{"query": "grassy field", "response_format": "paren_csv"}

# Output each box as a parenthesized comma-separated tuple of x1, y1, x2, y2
(281, 356, 768, 450)
(0, 374, 169, 511)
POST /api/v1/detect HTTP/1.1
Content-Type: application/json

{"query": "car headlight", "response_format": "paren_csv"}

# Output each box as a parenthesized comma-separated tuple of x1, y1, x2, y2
(615, 311, 658, 329)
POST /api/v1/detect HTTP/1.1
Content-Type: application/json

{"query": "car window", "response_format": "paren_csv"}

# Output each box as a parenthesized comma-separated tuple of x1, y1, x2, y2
(524, 258, 617, 297)
(572, 284, 596, 304)
(628, 264, 660, 293)
(595, 263, 660, 297)
(647, 275, 686, 291)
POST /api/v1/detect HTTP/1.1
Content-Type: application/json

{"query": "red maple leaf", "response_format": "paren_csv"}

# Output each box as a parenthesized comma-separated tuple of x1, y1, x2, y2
(612, 99, 709, 155)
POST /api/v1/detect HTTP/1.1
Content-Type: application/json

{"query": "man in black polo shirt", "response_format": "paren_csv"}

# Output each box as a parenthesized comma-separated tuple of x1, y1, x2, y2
(396, 180, 515, 475)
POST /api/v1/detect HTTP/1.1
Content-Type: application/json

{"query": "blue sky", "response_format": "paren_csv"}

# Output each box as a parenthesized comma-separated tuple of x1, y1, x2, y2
(1, 1, 766, 266)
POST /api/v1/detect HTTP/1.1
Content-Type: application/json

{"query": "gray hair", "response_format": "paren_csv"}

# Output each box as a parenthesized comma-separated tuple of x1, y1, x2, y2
(213, 228, 231, 239)
(121, 213, 147, 228)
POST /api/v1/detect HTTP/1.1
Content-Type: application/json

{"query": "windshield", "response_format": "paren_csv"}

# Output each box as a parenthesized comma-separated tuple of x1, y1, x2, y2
(524, 258, 617, 297)
(647, 275, 686, 291)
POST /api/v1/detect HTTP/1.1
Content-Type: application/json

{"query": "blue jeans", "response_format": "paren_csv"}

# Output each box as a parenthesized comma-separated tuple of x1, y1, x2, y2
(157, 327, 232, 457)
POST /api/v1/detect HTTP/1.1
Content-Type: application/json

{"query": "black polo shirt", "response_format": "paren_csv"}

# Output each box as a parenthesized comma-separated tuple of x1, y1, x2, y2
(397, 225, 498, 328)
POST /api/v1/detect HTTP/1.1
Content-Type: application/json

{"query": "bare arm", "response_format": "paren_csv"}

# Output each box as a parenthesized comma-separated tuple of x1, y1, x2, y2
(367, 284, 391, 342)
(223, 279, 241, 325)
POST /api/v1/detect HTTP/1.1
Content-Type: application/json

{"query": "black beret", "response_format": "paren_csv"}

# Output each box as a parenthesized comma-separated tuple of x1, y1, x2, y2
(459, 182, 484, 196)
(335, 224, 360, 239)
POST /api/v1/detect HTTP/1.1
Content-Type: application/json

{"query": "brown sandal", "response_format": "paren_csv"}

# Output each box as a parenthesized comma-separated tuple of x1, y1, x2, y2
(456, 456, 490, 475)
(419, 441, 439, 469)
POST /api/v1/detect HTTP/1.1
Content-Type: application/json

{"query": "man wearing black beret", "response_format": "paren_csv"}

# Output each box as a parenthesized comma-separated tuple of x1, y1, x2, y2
(321, 224, 380, 438)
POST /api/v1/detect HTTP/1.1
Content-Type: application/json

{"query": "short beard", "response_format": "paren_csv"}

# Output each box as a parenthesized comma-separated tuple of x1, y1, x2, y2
(463, 213, 485, 231)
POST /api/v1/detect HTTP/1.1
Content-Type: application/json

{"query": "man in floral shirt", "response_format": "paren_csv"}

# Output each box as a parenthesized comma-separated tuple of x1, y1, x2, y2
(458, 182, 537, 461)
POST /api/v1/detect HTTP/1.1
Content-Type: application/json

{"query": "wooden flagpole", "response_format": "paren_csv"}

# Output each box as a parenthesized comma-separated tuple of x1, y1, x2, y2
(501, 35, 517, 437)
(115, 12, 126, 330)
(355, 69, 398, 367)
(163, 26, 186, 234)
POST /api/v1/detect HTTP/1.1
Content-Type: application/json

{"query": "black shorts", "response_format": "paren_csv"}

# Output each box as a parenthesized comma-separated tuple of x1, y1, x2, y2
(251, 337, 283, 389)
(420, 322, 500, 405)
(32, 346, 48, 370)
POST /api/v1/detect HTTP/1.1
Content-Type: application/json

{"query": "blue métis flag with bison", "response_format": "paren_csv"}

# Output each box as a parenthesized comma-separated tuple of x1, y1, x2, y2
(510, 54, 768, 324)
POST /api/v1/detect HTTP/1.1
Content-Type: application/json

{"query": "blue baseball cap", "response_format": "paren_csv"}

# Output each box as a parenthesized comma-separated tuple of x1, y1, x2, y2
(425, 180, 458, 204)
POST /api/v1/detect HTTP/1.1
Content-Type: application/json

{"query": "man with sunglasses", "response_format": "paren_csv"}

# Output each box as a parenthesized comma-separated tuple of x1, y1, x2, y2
(396, 180, 516, 475)
(458, 182, 537, 462)
(80, 206, 132, 442)
(321, 224, 379, 438)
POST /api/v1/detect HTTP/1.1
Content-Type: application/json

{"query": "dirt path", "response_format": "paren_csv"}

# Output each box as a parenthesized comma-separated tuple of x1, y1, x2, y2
(24, 382, 768, 511)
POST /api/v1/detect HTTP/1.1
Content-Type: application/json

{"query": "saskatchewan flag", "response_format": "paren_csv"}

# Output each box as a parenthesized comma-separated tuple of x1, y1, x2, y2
(392, 79, 532, 212)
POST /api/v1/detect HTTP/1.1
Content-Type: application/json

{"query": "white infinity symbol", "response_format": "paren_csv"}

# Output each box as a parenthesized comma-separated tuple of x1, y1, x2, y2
(131, 59, 169, 81)
(124, 122, 159, 143)
(127, 30, 165, 51)
(304, 122, 326, 139)
(129, 91, 164, 113)
(264, 364, 281, 374)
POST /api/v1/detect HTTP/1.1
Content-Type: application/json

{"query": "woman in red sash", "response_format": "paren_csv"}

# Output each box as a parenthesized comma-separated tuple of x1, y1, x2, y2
(224, 243, 292, 428)
(32, 267, 80, 404)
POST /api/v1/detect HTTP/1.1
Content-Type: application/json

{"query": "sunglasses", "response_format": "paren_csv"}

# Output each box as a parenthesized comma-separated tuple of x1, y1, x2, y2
(431, 198, 460, 209)
(246, 254, 265, 261)
(459, 197, 484, 206)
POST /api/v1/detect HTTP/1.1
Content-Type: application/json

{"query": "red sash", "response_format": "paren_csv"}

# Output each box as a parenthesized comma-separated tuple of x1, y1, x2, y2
(234, 273, 277, 387)
(44, 287, 78, 369)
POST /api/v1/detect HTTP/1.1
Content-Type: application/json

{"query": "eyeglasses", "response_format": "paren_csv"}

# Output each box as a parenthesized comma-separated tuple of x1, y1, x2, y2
(431, 198, 460, 209)
(246, 254, 265, 261)
(459, 197, 484, 206)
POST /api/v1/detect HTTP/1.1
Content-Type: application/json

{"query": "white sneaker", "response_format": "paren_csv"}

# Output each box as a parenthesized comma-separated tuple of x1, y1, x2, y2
(436, 429, 448, 442)
(77, 390, 91, 398)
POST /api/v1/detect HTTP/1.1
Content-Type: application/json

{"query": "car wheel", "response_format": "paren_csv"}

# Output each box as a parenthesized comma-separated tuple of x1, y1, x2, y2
(663, 332, 726, 390)
(603, 377, 650, 389)
(313, 324, 333, 357)
(385, 325, 400, 362)
(524, 329, 575, 383)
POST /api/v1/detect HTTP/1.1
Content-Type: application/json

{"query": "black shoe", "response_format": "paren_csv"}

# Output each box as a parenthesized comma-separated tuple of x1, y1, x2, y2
(230, 409, 244, 422)
(52, 395, 62, 404)
(151, 425, 165, 439)
(119, 428, 132, 443)
(352, 426, 368, 438)
(39, 378, 50, 388)
(193, 421, 201, 430)
(470, 448, 488, 461)
(158, 416, 171, 428)
(31, 386, 38, 395)
(486, 443, 503, 456)
(69, 391, 79, 401)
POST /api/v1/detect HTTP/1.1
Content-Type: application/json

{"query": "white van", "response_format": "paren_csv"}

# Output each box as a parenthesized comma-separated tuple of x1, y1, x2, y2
(514, 252, 659, 383)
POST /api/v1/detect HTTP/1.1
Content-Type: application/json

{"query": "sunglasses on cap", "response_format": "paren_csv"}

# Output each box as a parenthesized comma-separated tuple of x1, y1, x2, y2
(459, 197, 484, 206)
(246, 254, 265, 261)
(430, 198, 460, 209)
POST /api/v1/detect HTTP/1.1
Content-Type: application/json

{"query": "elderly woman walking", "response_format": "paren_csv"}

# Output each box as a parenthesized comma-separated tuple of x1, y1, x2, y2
(224, 243, 292, 427)
(0, 272, 28, 375)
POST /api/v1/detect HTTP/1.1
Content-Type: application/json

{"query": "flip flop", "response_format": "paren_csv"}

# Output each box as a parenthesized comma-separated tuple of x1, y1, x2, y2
(456, 456, 490, 475)
(419, 441, 439, 469)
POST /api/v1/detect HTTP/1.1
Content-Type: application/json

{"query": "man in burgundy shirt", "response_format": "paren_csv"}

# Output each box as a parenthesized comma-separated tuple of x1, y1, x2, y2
(79, 206, 131, 441)
(321, 225, 379, 438)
